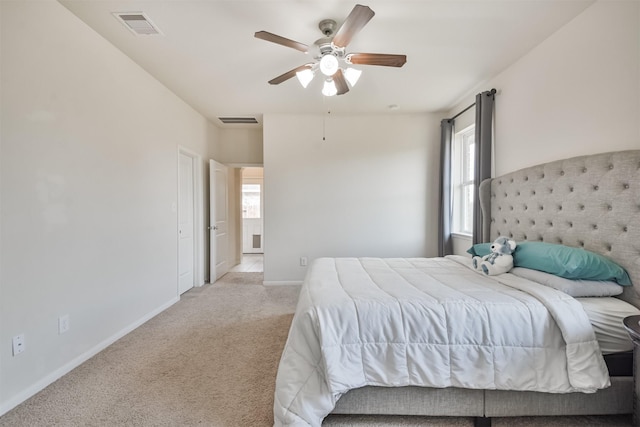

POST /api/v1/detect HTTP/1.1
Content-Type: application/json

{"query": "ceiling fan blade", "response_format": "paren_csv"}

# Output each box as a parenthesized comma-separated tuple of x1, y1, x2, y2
(332, 4, 375, 48)
(333, 69, 349, 95)
(255, 31, 309, 53)
(268, 64, 311, 85)
(346, 53, 407, 67)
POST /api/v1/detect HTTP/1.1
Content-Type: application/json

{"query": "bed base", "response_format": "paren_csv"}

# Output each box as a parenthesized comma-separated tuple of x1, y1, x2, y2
(332, 374, 633, 423)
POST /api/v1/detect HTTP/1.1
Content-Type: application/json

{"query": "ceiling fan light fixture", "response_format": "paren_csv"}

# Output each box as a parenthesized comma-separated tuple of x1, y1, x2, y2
(322, 79, 337, 97)
(255, 5, 407, 97)
(296, 68, 314, 88)
(344, 67, 362, 87)
(319, 54, 339, 77)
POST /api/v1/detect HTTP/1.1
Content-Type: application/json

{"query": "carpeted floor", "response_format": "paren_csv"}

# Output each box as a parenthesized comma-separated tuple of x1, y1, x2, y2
(0, 272, 632, 426)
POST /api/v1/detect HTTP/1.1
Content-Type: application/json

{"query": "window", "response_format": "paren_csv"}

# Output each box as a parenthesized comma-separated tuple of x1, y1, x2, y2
(242, 184, 261, 219)
(452, 125, 475, 236)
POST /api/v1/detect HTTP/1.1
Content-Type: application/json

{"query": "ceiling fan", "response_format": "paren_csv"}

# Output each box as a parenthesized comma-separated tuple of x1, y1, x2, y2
(254, 4, 407, 96)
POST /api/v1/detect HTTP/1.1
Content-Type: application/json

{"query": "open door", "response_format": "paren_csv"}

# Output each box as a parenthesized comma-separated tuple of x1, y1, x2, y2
(209, 160, 229, 282)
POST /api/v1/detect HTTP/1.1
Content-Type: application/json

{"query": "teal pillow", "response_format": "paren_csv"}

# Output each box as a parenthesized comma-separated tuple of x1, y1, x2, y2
(467, 243, 491, 257)
(513, 242, 631, 286)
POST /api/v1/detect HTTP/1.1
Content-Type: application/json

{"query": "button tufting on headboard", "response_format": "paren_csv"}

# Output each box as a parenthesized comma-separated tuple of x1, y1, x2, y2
(480, 150, 640, 308)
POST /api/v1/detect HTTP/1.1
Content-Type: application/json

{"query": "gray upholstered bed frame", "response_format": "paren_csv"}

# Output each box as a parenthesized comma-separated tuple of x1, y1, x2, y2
(332, 150, 640, 424)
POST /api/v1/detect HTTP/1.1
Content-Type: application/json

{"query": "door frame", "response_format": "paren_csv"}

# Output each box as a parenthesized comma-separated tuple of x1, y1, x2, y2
(226, 163, 264, 269)
(177, 146, 204, 294)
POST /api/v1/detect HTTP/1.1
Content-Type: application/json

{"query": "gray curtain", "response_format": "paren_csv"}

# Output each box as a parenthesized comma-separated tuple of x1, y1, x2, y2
(472, 90, 495, 244)
(438, 119, 454, 256)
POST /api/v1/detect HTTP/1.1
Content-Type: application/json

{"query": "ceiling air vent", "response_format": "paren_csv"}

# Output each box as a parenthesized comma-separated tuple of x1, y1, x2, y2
(218, 117, 259, 125)
(114, 12, 161, 35)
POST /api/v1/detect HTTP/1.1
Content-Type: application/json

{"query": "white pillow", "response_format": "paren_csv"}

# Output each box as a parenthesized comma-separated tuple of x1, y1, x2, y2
(510, 267, 623, 297)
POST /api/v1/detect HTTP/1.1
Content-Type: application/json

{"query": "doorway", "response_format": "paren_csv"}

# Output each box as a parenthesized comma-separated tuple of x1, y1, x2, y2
(238, 167, 263, 272)
(241, 167, 263, 253)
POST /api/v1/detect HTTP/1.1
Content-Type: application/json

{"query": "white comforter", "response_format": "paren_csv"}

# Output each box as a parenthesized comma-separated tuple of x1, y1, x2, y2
(273, 256, 610, 427)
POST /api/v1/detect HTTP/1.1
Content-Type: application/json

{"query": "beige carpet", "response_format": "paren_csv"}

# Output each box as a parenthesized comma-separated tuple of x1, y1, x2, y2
(0, 272, 632, 426)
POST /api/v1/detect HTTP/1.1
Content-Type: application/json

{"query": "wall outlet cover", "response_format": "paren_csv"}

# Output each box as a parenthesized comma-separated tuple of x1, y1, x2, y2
(59, 315, 70, 334)
(12, 334, 25, 356)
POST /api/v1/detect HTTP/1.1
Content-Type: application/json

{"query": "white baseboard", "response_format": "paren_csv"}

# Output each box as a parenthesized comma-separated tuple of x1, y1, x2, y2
(0, 296, 180, 416)
(263, 280, 302, 287)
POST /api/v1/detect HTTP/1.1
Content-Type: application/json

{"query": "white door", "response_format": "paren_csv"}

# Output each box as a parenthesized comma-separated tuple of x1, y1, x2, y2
(178, 152, 195, 295)
(210, 160, 229, 281)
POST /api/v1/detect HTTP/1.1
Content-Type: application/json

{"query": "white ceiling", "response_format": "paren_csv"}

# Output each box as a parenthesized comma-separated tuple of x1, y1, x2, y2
(58, 0, 594, 127)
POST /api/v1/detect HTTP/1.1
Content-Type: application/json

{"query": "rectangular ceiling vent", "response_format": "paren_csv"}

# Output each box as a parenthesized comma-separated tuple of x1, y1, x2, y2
(113, 12, 161, 35)
(218, 117, 259, 125)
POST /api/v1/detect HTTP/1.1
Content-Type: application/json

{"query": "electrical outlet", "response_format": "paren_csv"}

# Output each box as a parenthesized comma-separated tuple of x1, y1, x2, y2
(300, 257, 308, 267)
(58, 315, 70, 334)
(12, 334, 25, 356)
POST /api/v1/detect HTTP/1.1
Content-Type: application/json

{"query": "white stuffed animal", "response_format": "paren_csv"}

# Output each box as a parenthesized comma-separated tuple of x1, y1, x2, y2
(472, 236, 517, 275)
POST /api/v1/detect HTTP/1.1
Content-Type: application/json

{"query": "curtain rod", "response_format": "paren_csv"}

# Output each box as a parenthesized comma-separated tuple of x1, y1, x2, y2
(450, 88, 497, 121)
(451, 102, 475, 120)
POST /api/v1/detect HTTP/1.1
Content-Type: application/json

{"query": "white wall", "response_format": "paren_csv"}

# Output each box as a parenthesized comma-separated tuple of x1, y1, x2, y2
(446, 0, 639, 255)
(0, 0, 214, 413)
(448, 0, 639, 177)
(263, 113, 441, 283)
(212, 128, 263, 166)
(228, 168, 243, 268)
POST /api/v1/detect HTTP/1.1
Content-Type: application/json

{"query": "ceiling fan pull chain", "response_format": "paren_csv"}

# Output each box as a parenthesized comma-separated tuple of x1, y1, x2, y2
(322, 97, 330, 142)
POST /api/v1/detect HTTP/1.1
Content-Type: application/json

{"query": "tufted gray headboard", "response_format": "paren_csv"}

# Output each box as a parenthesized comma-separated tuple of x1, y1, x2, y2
(479, 150, 640, 308)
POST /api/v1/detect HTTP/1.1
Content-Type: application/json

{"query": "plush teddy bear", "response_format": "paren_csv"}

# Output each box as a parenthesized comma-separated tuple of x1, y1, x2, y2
(472, 236, 517, 275)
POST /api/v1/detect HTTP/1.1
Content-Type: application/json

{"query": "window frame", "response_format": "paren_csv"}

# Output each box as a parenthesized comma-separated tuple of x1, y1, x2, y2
(241, 181, 263, 220)
(452, 124, 475, 237)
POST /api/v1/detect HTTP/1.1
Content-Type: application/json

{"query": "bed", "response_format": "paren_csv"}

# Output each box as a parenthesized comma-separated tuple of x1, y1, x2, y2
(273, 149, 640, 426)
